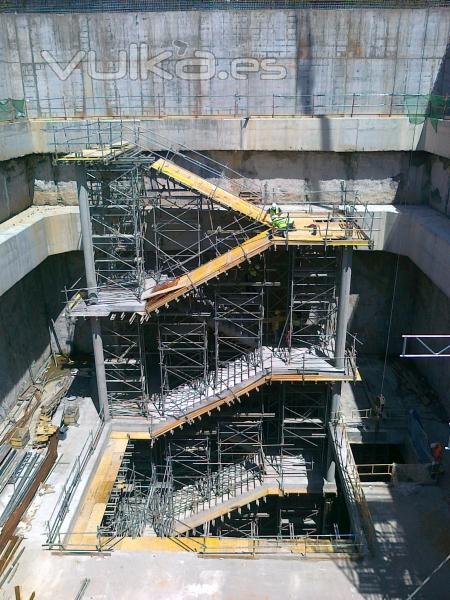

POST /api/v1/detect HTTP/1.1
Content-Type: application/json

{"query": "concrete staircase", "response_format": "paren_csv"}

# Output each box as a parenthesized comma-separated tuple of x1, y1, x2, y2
(147, 349, 352, 440)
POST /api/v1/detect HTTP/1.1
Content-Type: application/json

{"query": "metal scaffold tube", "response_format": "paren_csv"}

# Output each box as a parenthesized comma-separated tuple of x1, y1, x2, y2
(77, 170, 111, 422)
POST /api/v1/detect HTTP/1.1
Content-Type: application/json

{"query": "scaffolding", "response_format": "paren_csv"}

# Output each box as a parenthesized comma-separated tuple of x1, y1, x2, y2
(100, 442, 150, 538)
(86, 162, 146, 297)
(102, 320, 148, 417)
(58, 123, 373, 549)
(287, 247, 337, 355)
(214, 286, 264, 372)
(157, 320, 209, 416)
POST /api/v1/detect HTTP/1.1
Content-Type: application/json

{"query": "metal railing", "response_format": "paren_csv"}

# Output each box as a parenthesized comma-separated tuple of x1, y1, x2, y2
(5, 1, 450, 13)
(44, 410, 105, 548)
(347, 407, 407, 423)
(356, 463, 395, 479)
(330, 417, 377, 554)
(20, 93, 450, 120)
(198, 533, 360, 557)
(170, 454, 263, 523)
(152, 344, 358, 422)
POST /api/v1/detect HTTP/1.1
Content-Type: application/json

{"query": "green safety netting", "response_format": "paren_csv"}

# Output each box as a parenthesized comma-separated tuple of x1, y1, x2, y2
(0, 98, 26, 121)
(405, 94, 449, 130)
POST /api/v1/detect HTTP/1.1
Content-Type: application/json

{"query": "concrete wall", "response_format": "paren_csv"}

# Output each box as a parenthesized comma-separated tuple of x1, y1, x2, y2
(192, 150, 430, 205)
(419, 119, 450, 161)
(427, 153, 450, 216)
(0, 116, 428, 163)
(0, 154, 78, 224)
(350, 252, 415, 356)
(1, 150, 434, 220)
(0, 252, 83, 415)
(0, 8, 448, 116)
(0, 157, 34, 223)
(408, 264, 450, 410)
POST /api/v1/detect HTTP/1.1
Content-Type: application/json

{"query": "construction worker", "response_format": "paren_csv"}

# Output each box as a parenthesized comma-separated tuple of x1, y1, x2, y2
(267, 202, 282, 218)
(245, 261, 262, 284)
(269, 212, 296, 237)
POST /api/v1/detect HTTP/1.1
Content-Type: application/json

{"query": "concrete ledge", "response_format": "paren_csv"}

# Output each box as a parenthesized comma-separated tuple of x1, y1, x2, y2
(374, 206, 450, 299)
(0, 206, 81, 296)
(419, 118, 450, 159)
(0, 116, 425, 161)
(0, 203, 448, 303)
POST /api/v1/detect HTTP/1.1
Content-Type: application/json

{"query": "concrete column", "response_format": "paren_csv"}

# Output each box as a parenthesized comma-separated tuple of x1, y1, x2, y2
(326, 460, 336, 484)
(330, 381, 342, 422)
(334, 247, 353, 370)
(77, 175, 98, 302)
(91, 317, 110, 422)
(77, 171, 111, 422)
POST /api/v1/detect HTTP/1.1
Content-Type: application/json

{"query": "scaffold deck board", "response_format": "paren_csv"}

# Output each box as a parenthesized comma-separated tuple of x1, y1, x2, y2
(58, 141, 135, 162)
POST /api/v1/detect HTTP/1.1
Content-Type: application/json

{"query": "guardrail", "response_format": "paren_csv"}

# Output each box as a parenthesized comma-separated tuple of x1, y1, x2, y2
(20, 93, 450, 120)
(356, 463, 395, 480)
(44, 411, 105, 548)
(198, 533, 360, 557)
(153, 345, 358, 423)
(330, 417, 377, 555)
(347, 407, 407, 423)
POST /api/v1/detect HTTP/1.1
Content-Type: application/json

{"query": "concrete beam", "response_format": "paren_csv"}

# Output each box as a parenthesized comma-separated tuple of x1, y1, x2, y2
(0, 206, 80, 296)
(0, 204, 449, 304)
(371, 206, 450, 299)
(0, 117, 425, 162)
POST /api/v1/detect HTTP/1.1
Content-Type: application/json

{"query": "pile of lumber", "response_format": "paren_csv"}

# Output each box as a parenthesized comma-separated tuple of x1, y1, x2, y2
(33, 376, 72, 447)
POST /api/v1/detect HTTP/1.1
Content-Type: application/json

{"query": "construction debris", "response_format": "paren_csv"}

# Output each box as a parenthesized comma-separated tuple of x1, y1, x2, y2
(63, 401, 80, 426)
(9, 430, 30, 450)
(32, 375, 73, 448)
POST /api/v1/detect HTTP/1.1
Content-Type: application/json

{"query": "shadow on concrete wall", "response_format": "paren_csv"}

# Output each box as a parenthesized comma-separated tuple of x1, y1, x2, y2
(0, 251, 84, 414)
(349, 251, 450, 409)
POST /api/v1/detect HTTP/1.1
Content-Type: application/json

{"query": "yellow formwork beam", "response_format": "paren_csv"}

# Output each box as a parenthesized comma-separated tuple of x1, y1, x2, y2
(151, 158, 268, 223)
(146, 158, 371, 314)
(146, 231, 271, 313)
